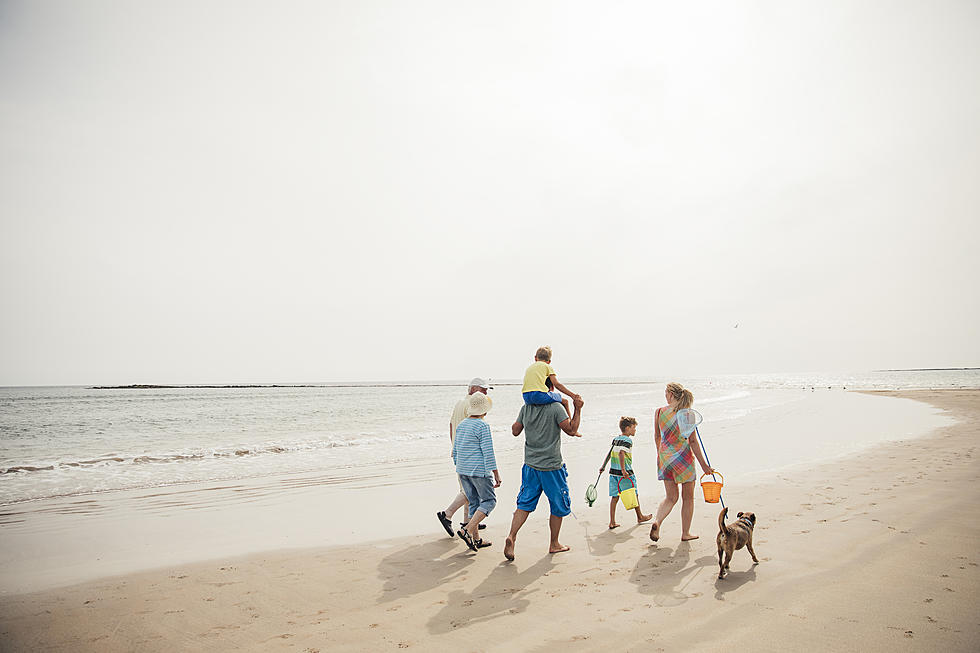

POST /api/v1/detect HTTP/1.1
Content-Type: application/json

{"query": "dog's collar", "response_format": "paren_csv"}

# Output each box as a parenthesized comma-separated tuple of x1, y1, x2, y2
(736, 517, 754, 529)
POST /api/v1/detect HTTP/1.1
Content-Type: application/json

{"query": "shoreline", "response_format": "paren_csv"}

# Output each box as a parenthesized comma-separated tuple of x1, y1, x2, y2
(1, 390, 978, 651)
(0, 389, 950, 595)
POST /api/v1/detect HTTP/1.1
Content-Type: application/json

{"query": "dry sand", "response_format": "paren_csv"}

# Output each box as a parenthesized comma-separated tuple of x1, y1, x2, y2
(1, 390, 978, 652)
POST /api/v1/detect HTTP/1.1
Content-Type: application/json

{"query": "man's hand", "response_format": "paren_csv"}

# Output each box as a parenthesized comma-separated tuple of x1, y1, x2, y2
(572, 396, 585, 409)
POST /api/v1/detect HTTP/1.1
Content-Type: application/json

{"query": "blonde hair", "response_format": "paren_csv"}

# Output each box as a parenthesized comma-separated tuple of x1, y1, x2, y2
(619, 416, 637, 432)
(535, 345, 553, 362)
(666, 382, 694, 411)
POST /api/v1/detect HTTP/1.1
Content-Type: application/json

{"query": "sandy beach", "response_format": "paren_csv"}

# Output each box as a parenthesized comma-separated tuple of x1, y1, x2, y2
(1, 390, 978, 652)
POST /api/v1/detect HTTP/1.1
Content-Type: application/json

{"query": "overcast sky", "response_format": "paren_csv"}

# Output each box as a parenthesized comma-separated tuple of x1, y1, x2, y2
(1, 1, 978, 386)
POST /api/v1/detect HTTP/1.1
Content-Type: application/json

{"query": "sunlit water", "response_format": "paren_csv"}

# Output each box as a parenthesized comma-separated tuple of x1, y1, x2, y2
(1, 370, 976, 506)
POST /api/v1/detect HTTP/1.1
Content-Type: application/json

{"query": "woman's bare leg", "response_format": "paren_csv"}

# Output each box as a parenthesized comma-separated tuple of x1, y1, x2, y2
(680, 481, 698, 540)
(650, 481, 679, 541)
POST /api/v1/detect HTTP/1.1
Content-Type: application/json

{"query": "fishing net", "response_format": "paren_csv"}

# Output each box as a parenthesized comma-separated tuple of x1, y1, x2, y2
(585, 483, 598, 507)
(676, 408, 703, 437)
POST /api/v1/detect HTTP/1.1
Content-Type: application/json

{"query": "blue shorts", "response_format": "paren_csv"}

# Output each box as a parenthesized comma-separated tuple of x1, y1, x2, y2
(523, 391, 562, 405)
(609, 473, 637, 497)
(516, 464, 571, 517)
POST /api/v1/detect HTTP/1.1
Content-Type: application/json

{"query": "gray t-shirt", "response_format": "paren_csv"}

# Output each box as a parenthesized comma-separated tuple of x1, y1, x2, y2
(516, 403, 569, 471)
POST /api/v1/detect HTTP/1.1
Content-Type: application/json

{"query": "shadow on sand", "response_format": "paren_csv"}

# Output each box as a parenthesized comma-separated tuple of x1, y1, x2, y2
(376, 538, 474, 604)
(713, 565, 758, 600)
(628, 542, 717, 606)
(583, 522, 645, 557)
(425, 554, 556, 634)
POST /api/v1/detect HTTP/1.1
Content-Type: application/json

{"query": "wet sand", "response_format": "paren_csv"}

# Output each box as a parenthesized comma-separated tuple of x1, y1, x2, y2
(1, 390, 978, 651)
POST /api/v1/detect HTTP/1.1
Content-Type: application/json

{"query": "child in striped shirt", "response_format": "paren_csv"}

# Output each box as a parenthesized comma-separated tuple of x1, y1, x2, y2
(600, 416, 653, 529)
(451, 392, 501, 551)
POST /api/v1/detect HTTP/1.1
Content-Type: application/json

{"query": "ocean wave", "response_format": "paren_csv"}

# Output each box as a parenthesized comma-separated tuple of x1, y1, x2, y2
(697, 391, 751, 405)
(0, 431, 441, 476)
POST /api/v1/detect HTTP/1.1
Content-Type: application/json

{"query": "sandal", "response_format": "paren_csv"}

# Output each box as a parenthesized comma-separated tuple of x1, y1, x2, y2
(457, 528, 478, 552)
(436, 511, 454, 537)
(460, 522, 487, 530)
(474, 538, 492, 549)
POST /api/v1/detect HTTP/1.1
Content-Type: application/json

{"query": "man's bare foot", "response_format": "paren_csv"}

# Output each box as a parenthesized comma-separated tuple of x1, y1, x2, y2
(681, 534, 699, 541)
(637, 513, 653, 524)
(608, 523, 620, 530)
(649, 522, 660, 542)
(503, 536, 516, 561)
(549, 544, 570, 554)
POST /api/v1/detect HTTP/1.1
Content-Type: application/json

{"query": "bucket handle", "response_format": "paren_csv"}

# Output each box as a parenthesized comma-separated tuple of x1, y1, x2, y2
(699, 471, 724, 485)
(616, 475, 636, 492)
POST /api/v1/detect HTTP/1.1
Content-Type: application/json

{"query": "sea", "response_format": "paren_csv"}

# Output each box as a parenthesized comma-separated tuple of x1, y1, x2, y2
(2, 370, 977, 507)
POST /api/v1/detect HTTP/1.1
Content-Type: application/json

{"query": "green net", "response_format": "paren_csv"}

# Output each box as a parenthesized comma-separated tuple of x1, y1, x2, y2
(585, 483, 598, 506)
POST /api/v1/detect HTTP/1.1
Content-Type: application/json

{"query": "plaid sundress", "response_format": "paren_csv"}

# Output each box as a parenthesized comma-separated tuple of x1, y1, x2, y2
(656, 407, 695, 483)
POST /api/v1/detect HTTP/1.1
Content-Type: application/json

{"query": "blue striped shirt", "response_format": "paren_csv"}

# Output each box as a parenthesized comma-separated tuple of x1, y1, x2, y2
(452, 418, 497, 477)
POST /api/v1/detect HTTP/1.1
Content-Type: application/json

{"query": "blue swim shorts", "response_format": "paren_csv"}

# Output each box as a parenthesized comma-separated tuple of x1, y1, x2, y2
(522, 391, 562, 405)
(516, 463, 571, 517)
(609, 473, 637, 497)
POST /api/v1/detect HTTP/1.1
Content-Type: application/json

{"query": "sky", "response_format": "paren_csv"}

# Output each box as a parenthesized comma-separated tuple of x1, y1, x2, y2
(1, 1, 978, 386)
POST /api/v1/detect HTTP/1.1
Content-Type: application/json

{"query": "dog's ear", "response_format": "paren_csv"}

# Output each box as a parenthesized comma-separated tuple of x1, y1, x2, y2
(736, 511, 743, 518)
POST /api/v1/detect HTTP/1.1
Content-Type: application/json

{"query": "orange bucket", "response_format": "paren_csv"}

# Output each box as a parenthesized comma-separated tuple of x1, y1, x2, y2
(700, 471, 724, 503)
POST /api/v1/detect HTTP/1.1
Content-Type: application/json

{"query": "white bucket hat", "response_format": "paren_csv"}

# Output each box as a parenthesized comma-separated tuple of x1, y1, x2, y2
(467, 392, 492, 417)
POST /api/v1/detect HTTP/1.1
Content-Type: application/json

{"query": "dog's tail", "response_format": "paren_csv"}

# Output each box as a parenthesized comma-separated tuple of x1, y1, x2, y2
(718, 506, 730, 537)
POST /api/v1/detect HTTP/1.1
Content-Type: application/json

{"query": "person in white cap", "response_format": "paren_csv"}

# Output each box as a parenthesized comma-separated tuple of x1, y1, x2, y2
(436, 377, 492, 537)
(451, 391, 501, 550)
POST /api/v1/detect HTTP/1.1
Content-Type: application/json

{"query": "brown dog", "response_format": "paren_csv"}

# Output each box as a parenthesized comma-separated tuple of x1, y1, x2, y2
(716, 507, 759, 579)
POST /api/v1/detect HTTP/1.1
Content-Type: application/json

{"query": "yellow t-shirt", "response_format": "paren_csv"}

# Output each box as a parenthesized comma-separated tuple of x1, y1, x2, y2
(522, 361, 556, 393)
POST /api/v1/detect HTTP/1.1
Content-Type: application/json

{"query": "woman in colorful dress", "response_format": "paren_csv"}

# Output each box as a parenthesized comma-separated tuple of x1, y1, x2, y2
(649, 382, 716, 542)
